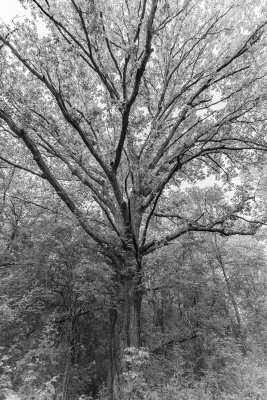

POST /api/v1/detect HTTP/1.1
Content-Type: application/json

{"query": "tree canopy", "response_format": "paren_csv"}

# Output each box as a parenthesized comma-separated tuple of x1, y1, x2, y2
(0, 1, 267, 399)
(0, 0, 267, 253)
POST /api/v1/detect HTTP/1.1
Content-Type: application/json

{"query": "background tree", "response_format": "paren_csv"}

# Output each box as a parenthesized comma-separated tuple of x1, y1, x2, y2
(1, 0, 267, 398)
(0, 178, 266, 399)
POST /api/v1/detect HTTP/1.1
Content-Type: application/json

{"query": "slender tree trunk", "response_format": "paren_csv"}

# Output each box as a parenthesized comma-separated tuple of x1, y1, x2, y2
(214, 237, 247, 355)
(109, 307, 119, 400)
(62, 313, 77, 400)
(108, 256, 143, 400)
(62, 347, 71, 400)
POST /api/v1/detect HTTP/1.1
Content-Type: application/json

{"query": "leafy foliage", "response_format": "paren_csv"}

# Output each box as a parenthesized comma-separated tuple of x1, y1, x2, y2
(0, 0, 267, 399)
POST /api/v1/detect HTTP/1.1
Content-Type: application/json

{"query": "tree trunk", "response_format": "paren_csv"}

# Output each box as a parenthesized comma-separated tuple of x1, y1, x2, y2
(214, 237, 247, 355)
(62, 347, 71, 400)
(108, 257, 143, 400)
(62, 313, 77, 400)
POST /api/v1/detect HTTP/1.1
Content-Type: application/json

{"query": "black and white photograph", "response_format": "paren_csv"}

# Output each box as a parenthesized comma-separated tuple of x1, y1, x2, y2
(0, 1, 266, 399)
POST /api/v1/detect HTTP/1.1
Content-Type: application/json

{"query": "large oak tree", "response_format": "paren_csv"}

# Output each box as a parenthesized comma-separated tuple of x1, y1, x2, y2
(1, 0, 267, 397)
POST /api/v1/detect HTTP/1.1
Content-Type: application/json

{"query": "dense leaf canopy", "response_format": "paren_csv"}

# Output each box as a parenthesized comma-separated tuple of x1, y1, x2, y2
(0, 0, 267, 259)
(0, 1, 267, 399)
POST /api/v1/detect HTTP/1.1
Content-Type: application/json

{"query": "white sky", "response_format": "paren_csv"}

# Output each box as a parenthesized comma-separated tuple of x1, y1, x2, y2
(0, 0, 27, 23)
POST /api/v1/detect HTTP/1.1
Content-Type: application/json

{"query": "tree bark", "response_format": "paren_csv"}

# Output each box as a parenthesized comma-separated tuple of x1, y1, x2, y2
(108, 256, 143, 400)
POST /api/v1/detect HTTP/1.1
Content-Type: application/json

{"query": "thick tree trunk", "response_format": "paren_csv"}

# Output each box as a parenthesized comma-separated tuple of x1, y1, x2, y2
(108, 258, 143, 400)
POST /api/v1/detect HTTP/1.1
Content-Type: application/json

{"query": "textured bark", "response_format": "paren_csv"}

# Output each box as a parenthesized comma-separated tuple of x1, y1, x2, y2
(108, 256, 143, 400)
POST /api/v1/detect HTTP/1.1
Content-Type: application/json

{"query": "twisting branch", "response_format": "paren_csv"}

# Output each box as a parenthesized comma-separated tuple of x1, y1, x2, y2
(0, 34, 125, 205)
(141, 194, 263, 255)
(0, 155, 44, 178)
(99, 12, 122, 79)
(32, 0, 119, 99)
(146, 20, 267, 171)
(0, 109, 109, 248)
(142, 224, 258, 256)
(113, 0, 159, 171)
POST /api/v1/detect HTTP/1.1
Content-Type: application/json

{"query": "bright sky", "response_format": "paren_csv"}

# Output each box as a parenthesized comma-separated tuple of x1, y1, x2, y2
(0, 0, 27, 23)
